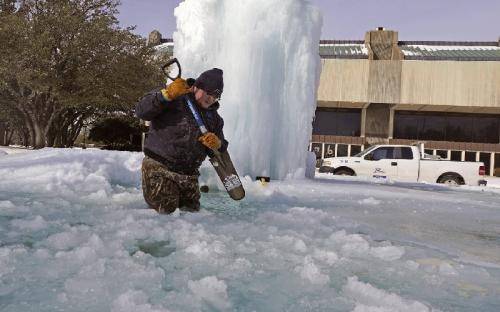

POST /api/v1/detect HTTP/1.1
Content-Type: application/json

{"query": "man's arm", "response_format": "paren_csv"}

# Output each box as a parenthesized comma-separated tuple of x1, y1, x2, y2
(135, 89, 170, 121)
(136, 79, 191, 121)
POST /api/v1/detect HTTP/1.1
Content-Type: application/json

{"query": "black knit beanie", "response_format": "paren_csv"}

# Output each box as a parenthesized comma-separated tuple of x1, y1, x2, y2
(194, 68, 224, 98)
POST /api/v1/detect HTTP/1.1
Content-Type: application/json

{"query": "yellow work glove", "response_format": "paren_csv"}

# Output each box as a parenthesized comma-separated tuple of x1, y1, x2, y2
(198, 132, 221, 150)
(160, 78, 190, 101)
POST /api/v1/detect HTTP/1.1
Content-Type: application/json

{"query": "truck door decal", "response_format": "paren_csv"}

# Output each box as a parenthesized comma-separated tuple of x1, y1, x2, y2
(373, 168, 387, 179)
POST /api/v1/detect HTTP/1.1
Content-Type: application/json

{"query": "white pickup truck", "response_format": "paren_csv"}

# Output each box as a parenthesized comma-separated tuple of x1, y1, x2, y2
(318, 144, 487, 186)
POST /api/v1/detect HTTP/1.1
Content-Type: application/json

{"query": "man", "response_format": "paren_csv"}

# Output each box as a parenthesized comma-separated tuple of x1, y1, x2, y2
(135, 68, 227, 214)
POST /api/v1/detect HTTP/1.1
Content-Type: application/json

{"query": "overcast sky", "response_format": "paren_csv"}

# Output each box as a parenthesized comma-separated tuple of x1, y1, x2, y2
(117, 0, 500, 41)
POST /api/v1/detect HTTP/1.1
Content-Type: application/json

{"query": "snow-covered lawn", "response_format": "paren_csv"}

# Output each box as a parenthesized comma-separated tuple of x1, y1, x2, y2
(0, 148, 499, 311)
(0, 146, 33, 155)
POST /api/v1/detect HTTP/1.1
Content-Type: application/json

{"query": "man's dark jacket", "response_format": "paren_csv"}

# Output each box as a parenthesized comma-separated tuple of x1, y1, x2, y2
(135, 90, 228, 175)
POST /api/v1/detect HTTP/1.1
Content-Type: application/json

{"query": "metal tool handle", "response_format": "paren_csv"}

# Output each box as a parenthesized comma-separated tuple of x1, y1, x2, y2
(162, 58, 181, 81)
(185, 96, 223, 159)
(185, 97, 208, 134)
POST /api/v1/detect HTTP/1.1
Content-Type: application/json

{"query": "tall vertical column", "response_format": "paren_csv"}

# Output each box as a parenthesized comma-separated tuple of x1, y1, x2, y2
(490, 153, 495, 176)
(364, 27, 402, 146)
(365, 103, 392, 144)
(388, 105, 396, 139)
(364, 27, 403, 61)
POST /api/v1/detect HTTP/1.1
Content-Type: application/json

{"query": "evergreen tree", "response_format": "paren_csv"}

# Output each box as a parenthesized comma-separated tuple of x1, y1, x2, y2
(0, 0, 165, 148)
(0, 0, 16, 14)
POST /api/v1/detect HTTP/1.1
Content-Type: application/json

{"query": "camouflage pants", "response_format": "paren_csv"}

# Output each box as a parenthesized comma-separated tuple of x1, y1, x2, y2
(141, 156, 200, 214)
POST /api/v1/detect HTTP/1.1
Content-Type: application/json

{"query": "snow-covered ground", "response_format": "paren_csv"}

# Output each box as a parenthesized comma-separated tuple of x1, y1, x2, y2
(0, 146, 33, 155)
(485, 175, 500, 189)
(1, 148, 499, 311)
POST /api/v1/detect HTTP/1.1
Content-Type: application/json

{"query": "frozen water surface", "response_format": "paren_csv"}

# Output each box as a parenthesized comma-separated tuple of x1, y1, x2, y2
(1, 149, 499, 311)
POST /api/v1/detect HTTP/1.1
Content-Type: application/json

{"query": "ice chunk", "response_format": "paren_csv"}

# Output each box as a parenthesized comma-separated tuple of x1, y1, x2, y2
(370, 246, 405, 261)
(188, 276, 231, 310)
(439, 262, 458, 276)
(344, 276, 432, 312)
(329, 230, 370, 257)
(45, 229, 89, 251)
(294, 239, 308, 253)
(358, 197, 382, 205)
(295, 256, 330, 285)
(11, 215, 48, 231)
(312, 248, 339, 265)
(0, 247, 27, 277)
(111, 290, 170, 312)
(0, 200, 15, 209)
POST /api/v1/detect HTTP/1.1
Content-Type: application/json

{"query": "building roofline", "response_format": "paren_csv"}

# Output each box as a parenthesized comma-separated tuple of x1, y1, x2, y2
(160, 38, 498, 46)
(321, 55, 368, 59)
(320, 40, 365, 44)
(399, 41, 498, 46)
(157, 38, 499, 61)
(404, 56, 500, 61)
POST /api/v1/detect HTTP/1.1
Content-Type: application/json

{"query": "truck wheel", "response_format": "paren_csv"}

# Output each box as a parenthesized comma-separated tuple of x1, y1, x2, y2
(437, 174, 463, 186)
(334, 168, 355, 176)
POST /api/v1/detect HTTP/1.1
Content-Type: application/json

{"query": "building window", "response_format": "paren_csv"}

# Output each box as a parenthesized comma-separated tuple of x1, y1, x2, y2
(465, 152, 476, 162)
(436, 150, 448, 159)
(495, 154, 500, 177)
(313, 108, 361, 136)
(450, 151, 462, 161)
(310, 143, 323, 159)
(421, 115, 446, 141)
(337, 144, 348, 157)
(350, 145, 362, 156)
(446, 116, 473, 142)
(394, 111, 500, 144)
(473, 117, 499, 143)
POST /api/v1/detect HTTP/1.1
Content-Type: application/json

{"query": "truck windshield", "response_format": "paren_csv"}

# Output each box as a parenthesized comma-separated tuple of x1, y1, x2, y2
(353, 145, 377, 157)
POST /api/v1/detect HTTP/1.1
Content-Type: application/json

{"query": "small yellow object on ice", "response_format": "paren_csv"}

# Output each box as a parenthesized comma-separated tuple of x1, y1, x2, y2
(256, 176, 270, 186)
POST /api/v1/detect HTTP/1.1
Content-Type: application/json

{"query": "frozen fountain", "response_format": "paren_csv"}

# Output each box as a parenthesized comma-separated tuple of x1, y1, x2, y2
(173, 0, 322, 180)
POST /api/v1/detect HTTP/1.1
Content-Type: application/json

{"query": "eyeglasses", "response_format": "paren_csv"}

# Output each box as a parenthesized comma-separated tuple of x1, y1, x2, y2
(206, 89, 222, 102)
(205, 92, 221, 104)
